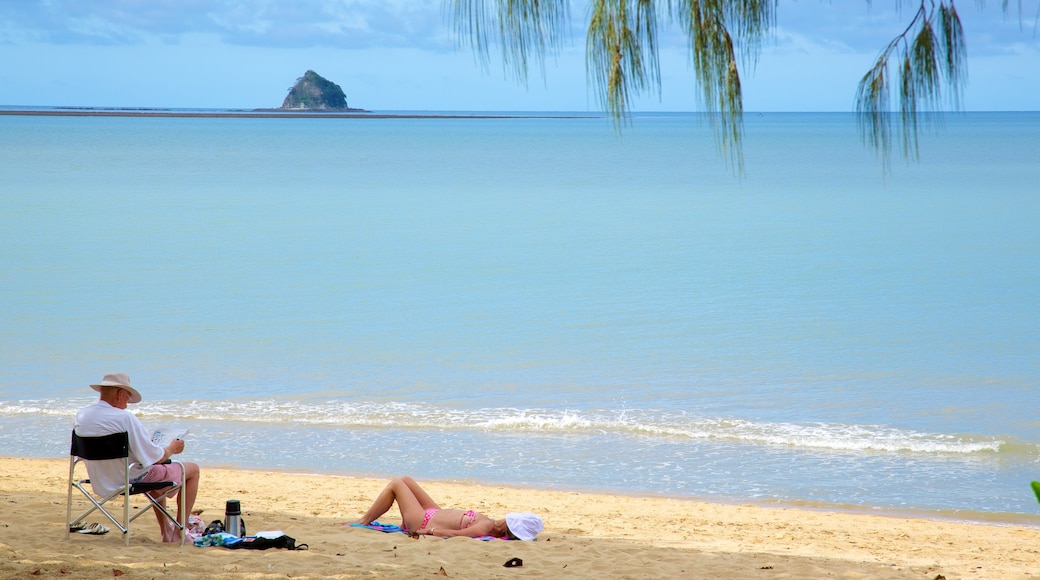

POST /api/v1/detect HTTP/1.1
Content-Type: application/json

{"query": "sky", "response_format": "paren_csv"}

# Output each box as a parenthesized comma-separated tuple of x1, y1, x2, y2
(1, 1, 1037, 112)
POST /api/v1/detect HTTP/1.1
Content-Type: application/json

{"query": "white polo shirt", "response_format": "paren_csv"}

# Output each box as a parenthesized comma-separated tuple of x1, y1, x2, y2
(73, 400, 165, 497)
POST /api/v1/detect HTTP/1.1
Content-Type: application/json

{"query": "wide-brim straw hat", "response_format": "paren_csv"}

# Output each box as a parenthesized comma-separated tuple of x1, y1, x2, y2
(90, 373, 142, 404)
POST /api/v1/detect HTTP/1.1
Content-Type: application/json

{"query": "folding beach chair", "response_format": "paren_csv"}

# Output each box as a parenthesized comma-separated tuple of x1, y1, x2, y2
(66, 430, 185, 546)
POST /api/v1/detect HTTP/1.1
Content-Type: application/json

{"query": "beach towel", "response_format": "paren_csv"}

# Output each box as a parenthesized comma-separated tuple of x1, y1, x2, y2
(349, 521, 508, 541)
(350, 522, 406, 534)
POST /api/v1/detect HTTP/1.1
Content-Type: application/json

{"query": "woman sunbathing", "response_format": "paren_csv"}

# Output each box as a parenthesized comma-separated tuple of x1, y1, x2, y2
(350, 475, 543, 540)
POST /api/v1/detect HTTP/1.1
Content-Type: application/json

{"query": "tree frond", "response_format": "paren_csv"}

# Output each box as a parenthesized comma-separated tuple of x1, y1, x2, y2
(855, 1, 970, 167)
(939, 4, 968, 107)
(910, 19, 940, 109)
(636, 0, 663, 93)
(451, 0, 774, 173)
(718, 0, 775, 68)
(586, 0, 628, 123)
(670, 0, 753, 171)
(451, 0, 569, 83)
(899, 53, 920, 159)
(856, 55, 892, 168)
(450, 0, 996, 174)
(586, 0, 663, 132)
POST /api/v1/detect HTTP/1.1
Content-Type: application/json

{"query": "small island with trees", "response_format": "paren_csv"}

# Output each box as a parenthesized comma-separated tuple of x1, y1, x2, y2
(280, 70, 365, 112)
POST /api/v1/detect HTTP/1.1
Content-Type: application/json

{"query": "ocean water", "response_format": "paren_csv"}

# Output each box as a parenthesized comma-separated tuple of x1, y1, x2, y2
(1, 110, 1038, 524)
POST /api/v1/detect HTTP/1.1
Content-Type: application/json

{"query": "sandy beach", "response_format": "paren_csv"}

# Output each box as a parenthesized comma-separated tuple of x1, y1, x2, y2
(1, 457, 1037, 579)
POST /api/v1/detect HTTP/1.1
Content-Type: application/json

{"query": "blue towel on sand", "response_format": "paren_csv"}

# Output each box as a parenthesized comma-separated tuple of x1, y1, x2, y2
(350, 522, 405, 534)
(350, 521, 506, 541)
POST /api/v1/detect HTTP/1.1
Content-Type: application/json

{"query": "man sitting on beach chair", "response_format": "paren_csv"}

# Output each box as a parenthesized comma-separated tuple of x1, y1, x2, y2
(74, 373, 202, 542)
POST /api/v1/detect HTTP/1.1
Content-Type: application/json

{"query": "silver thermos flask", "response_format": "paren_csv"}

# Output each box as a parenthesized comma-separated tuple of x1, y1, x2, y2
(224, 499, 244, 537)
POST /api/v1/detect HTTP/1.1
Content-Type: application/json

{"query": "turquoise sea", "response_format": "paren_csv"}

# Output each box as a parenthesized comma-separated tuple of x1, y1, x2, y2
(1, 109, 1038, 524)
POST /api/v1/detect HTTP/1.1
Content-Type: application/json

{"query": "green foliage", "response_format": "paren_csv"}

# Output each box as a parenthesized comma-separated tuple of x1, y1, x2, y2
(586, 0, 659, 126)
(453, 0, 767, 171)
(450, 0, 1022, 171)
(855, 2, 967, 169)
(673, 0, 773, 172)
(452, 0, 569, 81)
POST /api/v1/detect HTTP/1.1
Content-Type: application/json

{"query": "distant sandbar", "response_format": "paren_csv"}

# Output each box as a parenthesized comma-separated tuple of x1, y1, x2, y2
(0, 107, 595, 120)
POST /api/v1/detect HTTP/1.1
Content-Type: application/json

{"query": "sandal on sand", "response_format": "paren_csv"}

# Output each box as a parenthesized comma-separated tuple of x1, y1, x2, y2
(75, 522, 110, 535)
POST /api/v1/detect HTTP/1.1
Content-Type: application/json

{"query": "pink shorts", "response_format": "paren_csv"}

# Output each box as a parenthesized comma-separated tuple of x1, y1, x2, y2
(135, 463, 183, 499)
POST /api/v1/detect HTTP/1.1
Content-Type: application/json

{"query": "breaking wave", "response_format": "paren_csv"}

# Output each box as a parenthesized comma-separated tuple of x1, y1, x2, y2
(1, 397, 1022, 457)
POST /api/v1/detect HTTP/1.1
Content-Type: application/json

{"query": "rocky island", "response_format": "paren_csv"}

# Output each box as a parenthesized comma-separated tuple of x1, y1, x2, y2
(280, 70, 363, 111)
(1, 69, 590, 118)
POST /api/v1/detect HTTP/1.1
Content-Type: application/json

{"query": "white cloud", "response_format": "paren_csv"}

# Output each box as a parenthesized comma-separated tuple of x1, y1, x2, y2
(0, 0, 451, 48)
(1, 1, 1036, 111)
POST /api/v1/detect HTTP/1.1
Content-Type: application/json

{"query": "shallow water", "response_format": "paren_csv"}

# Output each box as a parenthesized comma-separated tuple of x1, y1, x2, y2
(1, 110, 1038, 522)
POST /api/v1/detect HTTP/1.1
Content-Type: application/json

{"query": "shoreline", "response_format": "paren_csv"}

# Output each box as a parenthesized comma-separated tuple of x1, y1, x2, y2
(215, 464, 1040, 530)
(6, 444, 1040, 528)
(3, 456, 1039, 578)
(0, 108, 598, 120)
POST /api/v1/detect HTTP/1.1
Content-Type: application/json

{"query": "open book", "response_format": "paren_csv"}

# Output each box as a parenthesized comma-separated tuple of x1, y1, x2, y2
(150, 426, 190, 448)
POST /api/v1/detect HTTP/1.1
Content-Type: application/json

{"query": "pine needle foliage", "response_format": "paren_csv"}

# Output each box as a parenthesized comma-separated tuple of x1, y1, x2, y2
(855, 1, 967, 169)
(673, 0, 773, 172)
(450, 1, 1022, 171)
(586, 0, 661, 123)
(452, 0, 569, 81)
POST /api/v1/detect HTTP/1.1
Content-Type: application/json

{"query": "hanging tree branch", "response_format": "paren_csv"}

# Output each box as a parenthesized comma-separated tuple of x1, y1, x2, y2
(586, 0, 661, 126)
(451, 0, 569, 83)
(673, 0, 773, 172)
(451, 1, 1025, 171)
(855, 1, 967, 168)
(451, 0, 773, 173)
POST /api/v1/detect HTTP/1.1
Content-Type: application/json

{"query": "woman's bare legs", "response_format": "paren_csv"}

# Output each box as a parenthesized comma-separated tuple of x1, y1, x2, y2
(400, 476, 439, 511)
(354, 476, 440, 531)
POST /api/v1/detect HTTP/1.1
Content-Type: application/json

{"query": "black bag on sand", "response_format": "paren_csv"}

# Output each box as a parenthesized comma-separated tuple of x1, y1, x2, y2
(227, 534, 308, 551)
(204, 518, 247, 537)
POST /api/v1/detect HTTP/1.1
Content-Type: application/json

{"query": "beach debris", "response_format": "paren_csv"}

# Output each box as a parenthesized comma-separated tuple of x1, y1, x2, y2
(503, 557, 523, 568)
(437, 566, 448, 575)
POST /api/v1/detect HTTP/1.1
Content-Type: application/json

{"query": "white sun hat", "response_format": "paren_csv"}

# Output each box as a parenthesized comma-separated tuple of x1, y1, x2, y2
(505, 512, 543, 541)
(90, 373, 142, 404)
